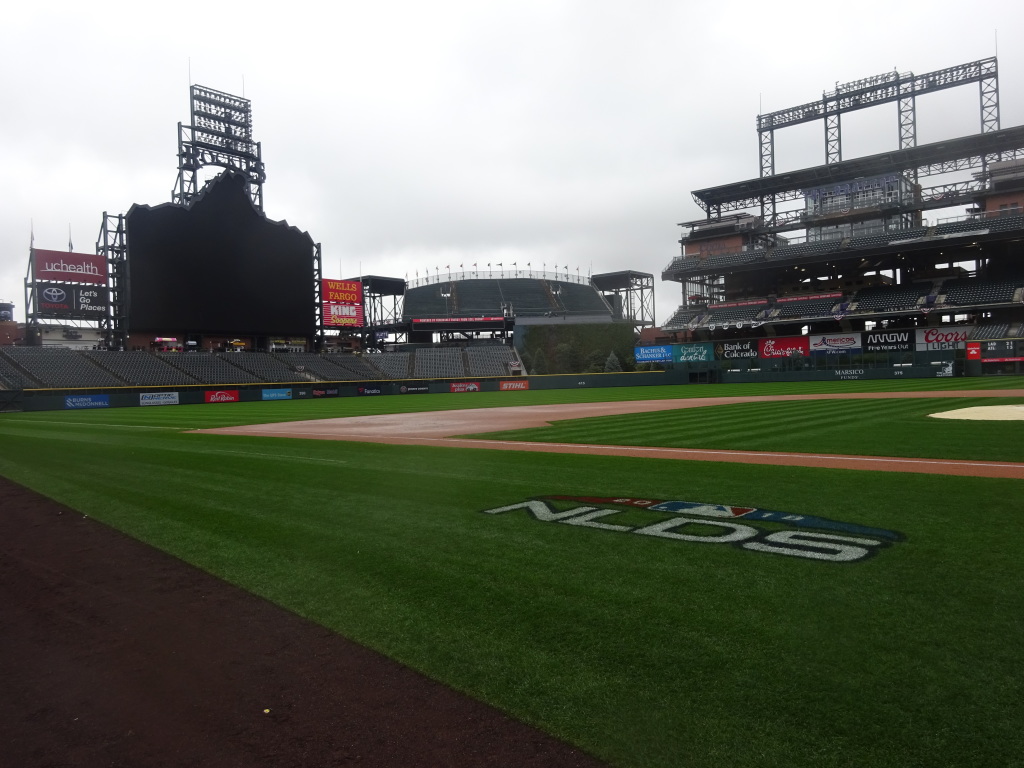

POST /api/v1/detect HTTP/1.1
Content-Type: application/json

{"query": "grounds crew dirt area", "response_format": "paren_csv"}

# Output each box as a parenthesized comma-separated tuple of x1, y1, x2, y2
(3, 389, 1022, 766)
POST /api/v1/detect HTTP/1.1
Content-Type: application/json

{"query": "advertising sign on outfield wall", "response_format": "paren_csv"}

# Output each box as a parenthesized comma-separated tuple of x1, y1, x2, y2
(759, 336, 809, 358)
(634, 345, 673, 363)
(864, 330, 912, 352)
(450, 382, 481, 392)
(399, 384, 430, 394)
(915, 326, 971, 351)
(262, 388, 293, 401)
(204, 389, 240, 403)
(809, 333, 861, 354)
(500, 380, 530, 390)
(715, 340, 758, 360)
(33, 249, 108, 285)
(676, 343, 714, 363)
(140, 392, 179, 406)
(65, 394, 110, 409)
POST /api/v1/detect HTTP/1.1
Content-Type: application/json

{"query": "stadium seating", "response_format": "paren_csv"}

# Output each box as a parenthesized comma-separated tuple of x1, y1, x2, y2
(413, 347, 466, 378)
(851, 284, 928, 313)
(970, 323, 1010, 340)
(403, 284, 453, 318)
(2, 346, 124, 388)
(158, 352, 263, 384)
(0, 354, 39, 389)
(453, 280, 504, 315)
(552, 282, 613, 315)
(701, 303, 769, 326)
(940, 278, 1023, 307)
(773, 296, 841, 319)
(498, 279, 555, 316)
(465, 344, 519, 376)
(366, 352, 412, 379)
(84, 350, 198, 386)
(212, 352, 303, 383)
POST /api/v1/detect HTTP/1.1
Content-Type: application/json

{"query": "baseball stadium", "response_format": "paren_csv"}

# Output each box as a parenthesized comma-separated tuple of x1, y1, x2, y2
(2, 61, 1023, 768)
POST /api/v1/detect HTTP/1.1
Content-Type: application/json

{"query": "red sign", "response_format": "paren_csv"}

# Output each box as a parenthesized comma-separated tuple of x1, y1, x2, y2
(322, 279, 364, 328)
(967, 342, 981, 360)
(450, 382, 481, 393)
(33, 249, 108, 285)
(759, 336, 810, 358)
(500, 380, 530, 390)
(204, 389, 240, 403)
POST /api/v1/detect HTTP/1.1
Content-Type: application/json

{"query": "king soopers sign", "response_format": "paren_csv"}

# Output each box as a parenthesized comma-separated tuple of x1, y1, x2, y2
(482, 495, 904, 563)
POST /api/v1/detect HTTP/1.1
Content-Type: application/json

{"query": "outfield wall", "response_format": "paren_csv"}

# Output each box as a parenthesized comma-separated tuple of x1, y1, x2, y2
(11, 371, 679, 412)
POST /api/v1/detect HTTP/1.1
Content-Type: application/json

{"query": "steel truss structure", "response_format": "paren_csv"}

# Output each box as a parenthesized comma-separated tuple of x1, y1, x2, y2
(172, 85, 265, 211)
(96, 212, 126, 349)
(591, 271, 655, 336)
(746, 58, 1003, 230)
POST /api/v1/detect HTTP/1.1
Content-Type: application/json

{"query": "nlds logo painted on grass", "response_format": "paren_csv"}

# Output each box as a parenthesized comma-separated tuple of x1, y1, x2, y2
(481, 496, 904, 563)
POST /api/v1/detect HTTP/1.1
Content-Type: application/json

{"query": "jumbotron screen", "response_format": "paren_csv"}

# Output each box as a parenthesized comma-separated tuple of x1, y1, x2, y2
(125, 173, 316, 337)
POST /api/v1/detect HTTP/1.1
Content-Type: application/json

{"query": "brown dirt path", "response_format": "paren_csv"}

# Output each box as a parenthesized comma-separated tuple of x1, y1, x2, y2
(197, 390, 1024, 479)
(0, 475, 606, 768)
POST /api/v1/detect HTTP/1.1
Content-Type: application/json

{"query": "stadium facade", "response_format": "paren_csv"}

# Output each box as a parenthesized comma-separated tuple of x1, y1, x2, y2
(651, 57, 1024, 380)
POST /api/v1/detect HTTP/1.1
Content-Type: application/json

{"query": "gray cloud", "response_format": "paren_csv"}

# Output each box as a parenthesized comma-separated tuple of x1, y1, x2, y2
(2, 1, 1021, 326)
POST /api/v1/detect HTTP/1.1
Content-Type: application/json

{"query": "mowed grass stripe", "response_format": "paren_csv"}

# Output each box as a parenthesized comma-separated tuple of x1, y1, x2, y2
(469, 396, 1024, 462)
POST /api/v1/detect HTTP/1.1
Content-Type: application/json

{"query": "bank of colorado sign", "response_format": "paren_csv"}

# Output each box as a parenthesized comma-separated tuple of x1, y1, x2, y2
(715, 340, 757, 359)
(482, 495, 903, 563)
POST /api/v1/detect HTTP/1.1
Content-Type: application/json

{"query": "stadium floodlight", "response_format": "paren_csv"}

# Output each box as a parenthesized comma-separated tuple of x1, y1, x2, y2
(172, 84, 266, 211)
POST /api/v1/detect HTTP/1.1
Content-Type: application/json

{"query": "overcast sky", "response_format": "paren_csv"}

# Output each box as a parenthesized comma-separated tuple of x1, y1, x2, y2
(2, 1, 1022, 327)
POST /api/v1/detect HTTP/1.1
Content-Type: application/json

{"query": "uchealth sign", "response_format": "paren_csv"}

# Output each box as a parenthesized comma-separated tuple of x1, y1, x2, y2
(810, 333, 861, 354)
(915, 326, 971, 351)
(33, 249, 108, 285)
(759, 336, 809, 358)
(482, 495, 903, 564)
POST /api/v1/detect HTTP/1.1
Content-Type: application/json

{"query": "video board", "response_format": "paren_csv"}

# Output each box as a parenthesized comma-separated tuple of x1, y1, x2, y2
(125, 173, 315, 336)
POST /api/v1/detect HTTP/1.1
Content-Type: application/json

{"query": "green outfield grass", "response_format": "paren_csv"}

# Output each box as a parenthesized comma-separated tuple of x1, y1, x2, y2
(2, 378, 1023, 768)
(469, 395, 1024, 462)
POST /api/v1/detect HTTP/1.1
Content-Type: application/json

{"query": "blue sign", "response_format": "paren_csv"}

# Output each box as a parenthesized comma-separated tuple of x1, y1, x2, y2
(634, 345, 673, 363)
(261, 388, 293, 401)
(65, 394, 110, 409)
